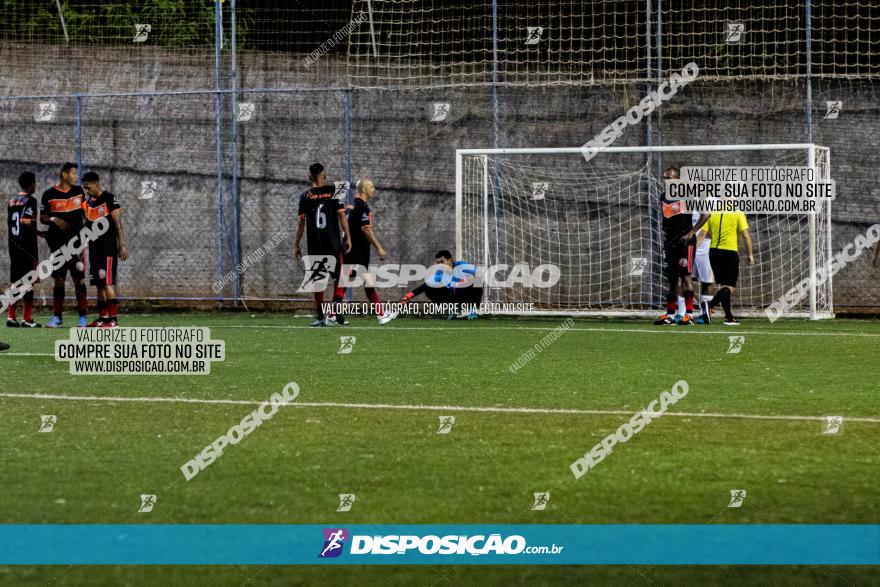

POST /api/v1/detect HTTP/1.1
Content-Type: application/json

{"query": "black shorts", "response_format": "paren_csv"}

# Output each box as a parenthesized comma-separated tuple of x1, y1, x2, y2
(89, 246, 119, 287)
(346, 248, 371, 274)
(49, 248, 86, 280)
(304, 249, 342, 284)
(9, 253, 38, 283)
(709, 248, 740, 287)
(664, 241, 694, 281)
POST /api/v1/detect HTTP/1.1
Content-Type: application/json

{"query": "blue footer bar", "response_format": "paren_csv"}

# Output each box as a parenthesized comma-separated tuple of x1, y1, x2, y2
(0, 525, 877, 565)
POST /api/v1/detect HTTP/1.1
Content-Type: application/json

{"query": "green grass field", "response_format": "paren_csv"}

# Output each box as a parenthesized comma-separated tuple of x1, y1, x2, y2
(0, 313, 878, 585)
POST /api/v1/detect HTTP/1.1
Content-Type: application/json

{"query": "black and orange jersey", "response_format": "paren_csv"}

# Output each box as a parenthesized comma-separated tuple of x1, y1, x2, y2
(83, 191, 121, 252)
(7, 192, 38, 259)
(347, 196, 372, 255)
(41, 184, 85, 246)
(661, 201, 693, 246)
(298, 185, 344, 254)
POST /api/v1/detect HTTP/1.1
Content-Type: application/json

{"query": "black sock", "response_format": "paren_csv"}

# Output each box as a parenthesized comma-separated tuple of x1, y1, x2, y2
(53, 285, 65, 318)
(713, 288, 734, 320)
(74, 283, 88, 317)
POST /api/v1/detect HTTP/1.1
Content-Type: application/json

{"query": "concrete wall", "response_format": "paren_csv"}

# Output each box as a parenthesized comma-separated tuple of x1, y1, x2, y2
(1, 48, 878, 311)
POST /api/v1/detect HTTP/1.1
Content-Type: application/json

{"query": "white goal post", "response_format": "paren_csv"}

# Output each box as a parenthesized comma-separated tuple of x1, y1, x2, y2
(455, 144, 833, 319)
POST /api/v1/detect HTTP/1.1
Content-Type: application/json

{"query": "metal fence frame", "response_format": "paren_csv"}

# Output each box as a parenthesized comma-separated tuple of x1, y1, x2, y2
(0, 0, 829, 305)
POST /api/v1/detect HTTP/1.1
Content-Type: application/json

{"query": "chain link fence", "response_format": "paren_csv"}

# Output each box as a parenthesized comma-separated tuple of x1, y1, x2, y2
(0, 1, 878, 308)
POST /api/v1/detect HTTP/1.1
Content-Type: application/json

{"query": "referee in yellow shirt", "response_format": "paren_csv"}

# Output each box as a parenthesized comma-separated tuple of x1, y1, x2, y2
(699, 210, 754, 325)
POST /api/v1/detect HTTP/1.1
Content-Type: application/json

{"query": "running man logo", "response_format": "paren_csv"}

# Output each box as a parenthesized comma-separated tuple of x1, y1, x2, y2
(431, 102, 450, 122)
(140, 181, 157, 200)
(35, 102, 57, 122)
(334, 181, 349, 200)
(726, 22, 745, 43)
(531, 182, 549, 200)
(298, 255, 337, 293)
(237, 102, 256, 122)
(824, 101, 842, 119)
(727, 335, 745, 354)
(39, 415, 57, 433)
(531, 492, 550, 511)
(524, 26, 544, 45)
(822, 415, 843, 435)
(629, 257, 647, 276)
(319, 528, 349, 558)
(133, 24, 151, 43)
(437, 415, 456, 434)
(728, 489, 747, 508)
(337, 494, 356, 512)
(337, 336, 356, 355)
(138, 494, 157, 513)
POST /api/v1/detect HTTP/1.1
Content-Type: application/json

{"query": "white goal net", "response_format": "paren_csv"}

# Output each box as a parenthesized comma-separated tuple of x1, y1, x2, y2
(456, 145, 833, 319)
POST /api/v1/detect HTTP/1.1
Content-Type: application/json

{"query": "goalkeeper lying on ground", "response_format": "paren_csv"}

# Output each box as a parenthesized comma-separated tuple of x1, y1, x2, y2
(401, 249, 482, 319)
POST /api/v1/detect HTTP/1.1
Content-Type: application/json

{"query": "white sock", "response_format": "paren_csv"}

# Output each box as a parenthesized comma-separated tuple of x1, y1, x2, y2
(677, 296, 686, 316)
(701, 294, 713, 305)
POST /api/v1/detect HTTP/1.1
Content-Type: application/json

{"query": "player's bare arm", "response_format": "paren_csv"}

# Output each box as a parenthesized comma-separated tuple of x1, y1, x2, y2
(40, 212, 70, 233)
(741, 228, 754, 265)
(111, 208, 128, 261)
(683, 213, 710, 242)
(293, 215, 305, 258)
(337, 210, 352, 254)
(362, 225, 386, 260)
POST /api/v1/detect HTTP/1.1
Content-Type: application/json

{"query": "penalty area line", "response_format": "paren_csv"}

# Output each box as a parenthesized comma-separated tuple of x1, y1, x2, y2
(0, 392, 878, 424)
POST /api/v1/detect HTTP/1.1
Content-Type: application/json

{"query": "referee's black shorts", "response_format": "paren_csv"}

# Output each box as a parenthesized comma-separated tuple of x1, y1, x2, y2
(709, 248, 740, 287)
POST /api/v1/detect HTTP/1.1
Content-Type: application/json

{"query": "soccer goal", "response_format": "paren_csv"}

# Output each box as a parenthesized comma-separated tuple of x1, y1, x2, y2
(455, 144, 833, 319)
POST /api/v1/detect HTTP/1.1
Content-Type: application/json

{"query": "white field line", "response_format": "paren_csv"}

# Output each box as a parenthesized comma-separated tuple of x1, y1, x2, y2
(0, 392, 878, 424)
(1, 353, 54, 356)
(209, 324, 880, 338)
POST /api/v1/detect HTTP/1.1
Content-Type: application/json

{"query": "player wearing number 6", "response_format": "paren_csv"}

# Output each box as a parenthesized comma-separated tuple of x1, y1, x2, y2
(294, 163, 352, 327)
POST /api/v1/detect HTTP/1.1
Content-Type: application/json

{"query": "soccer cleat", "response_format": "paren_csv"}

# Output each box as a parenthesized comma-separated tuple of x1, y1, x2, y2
(0, 341, 9, 351)
(723, 318, 741, 326)
(653, 315, 675, 325)
(377, 310, 399, 325)
(6, 319, 20, 328)
(86, 317, 106, 328)
(678, 314, 695, 326)
(700, 300, 711, 318)
(99, 318, 119, 328)
(46, 316, 63, 328)
(77, 316, 88, 328)
(20, 320, 42, 328)
(696, 315, 708, 324)
(467, 310, 478, 320)
(335, 315, 348, 326)
(309, 319, 326, 327)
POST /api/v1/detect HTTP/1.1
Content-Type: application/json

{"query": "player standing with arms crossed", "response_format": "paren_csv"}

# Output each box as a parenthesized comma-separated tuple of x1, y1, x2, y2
(6, 171, 41, 327)
(81, 172, 128, 327)
(40, 163, 88, 328)
(294, 163, 352, 327)
(346, 178, 398, 324)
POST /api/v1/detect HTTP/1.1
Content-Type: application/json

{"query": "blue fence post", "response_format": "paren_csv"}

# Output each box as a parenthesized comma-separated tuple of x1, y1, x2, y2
(75, 95, 83, 177)
(230, 0, 242, 302)
(344, 89, 352, 203)
(489, 0, 501, 276)
(805, 0, 813, 144)
(214, 0, 225, 304)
